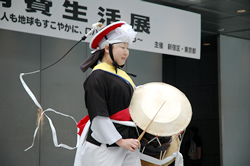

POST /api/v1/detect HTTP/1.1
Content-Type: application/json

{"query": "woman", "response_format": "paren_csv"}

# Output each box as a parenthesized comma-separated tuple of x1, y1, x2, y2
(74, 21, 141, 166)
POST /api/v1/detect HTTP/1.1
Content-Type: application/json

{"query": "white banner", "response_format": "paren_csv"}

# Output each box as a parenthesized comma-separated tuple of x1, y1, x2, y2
(0, 0, 200, 59)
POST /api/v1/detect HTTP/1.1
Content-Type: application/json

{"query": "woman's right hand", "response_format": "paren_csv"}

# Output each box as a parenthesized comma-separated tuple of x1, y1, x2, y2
(116, 138, 140, 152)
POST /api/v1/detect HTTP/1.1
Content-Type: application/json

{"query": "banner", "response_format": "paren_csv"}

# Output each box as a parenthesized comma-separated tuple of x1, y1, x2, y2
(0, 0, 201, 59)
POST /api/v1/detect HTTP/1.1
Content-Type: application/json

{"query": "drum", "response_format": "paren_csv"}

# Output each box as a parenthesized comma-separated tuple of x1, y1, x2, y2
(129, 82, 192, 165)
(140, 133, 181, 166)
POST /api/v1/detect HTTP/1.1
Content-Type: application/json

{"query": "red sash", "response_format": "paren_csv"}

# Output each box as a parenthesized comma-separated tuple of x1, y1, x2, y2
(77, 107, 131, 136)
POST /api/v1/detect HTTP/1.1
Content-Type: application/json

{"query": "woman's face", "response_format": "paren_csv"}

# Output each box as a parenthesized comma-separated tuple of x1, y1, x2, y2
(112, 42, 129, 66)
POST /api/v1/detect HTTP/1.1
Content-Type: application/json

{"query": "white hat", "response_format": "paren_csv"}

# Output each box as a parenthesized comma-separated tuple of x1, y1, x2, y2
(89, 21, 136, 50)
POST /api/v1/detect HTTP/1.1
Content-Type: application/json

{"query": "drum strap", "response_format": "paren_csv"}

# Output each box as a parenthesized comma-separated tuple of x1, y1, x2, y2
(141, 137, 171, 155)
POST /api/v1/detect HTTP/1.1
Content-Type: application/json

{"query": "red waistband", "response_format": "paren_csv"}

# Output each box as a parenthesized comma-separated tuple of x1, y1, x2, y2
(77, 107, 131, 136)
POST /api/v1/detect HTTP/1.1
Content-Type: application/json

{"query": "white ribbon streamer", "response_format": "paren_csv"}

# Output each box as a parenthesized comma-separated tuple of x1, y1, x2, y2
(20, 22, 107, 152)
(20, 71, 79, 151)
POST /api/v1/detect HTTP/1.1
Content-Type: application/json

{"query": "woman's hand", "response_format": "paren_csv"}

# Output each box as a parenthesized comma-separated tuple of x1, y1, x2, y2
(116, 138, 140, 152)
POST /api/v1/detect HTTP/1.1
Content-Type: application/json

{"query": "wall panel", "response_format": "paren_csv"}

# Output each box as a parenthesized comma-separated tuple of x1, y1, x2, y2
(39, 36, 87, 166)
(127, 49, 162, 86)
(219, 35, 250, 166)
(0, 29, 40, 166)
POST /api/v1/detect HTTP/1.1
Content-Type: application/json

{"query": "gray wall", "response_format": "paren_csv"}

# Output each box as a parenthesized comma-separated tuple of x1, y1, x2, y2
(1, 28, 41, 166)
(218, 35, 250, 166)
(0, 29, 162, 166)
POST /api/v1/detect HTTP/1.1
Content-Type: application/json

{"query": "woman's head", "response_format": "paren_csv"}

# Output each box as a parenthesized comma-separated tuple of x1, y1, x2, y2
(102, 42, 129, 66)
(80, 21, 136, 72)
(90, 21, 136, 70)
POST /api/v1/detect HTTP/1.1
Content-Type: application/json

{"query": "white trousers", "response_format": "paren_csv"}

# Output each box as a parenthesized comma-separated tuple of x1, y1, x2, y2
(74, 120, 141, 166)
(75, 141, 141, 166)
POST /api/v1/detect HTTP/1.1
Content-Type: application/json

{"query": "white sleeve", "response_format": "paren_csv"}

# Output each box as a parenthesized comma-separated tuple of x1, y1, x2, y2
(91, 116, 122, 145)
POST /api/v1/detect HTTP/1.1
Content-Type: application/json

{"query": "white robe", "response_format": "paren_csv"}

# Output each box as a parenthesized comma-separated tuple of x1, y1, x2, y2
(73, 116, 141, 166)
